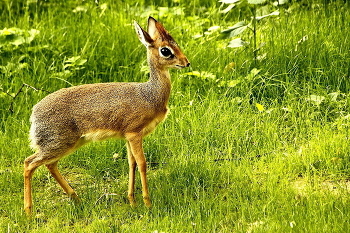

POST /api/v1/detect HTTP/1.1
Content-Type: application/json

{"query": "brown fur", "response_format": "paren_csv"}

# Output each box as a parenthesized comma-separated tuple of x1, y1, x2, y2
(24, 16, 190, 215)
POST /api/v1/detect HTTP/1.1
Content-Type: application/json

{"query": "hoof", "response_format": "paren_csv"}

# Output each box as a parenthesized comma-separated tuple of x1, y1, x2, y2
(143, 197, 152, 208)
(128, 195, 137, 207)
(24, 207, 32, 217)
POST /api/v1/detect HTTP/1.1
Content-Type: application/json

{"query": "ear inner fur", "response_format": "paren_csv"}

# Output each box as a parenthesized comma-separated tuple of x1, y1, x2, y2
(134, 21, 154, 46)
(147, 16, 175, 43)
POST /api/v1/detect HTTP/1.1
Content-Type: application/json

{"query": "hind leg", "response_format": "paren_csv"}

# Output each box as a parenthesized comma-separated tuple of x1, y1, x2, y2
(24, 153, 44, 215)
(24, 145, 79, 215)
(46, 161, 80, 201)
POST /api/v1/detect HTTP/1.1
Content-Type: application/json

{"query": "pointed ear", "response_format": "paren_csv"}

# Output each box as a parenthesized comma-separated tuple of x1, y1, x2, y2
(147, 16, 174, 42)
(134, 21, 153, 47)
(147, 16, 159, 39)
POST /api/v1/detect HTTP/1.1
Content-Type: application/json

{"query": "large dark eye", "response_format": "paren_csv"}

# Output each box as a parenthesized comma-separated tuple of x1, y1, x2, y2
(160, 47, 173, 58)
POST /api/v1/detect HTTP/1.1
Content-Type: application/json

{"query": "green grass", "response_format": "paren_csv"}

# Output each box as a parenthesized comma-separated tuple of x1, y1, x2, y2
(1, 0, 350, 232)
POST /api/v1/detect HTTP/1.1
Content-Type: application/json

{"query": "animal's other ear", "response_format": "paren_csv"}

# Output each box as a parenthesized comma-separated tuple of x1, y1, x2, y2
(147, 16, 175, 42)
(134, 21, 153, 47)
(147, 16, 159, 39)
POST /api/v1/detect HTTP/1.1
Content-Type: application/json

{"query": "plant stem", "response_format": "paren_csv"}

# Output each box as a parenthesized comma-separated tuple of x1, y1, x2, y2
(252, 5, 257, 66)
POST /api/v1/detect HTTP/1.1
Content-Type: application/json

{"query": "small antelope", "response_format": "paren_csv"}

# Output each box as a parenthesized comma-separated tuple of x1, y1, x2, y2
(24, 16, 190, 215)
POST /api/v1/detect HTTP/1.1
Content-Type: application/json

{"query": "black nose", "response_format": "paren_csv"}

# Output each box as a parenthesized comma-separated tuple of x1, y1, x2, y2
(186, 63, 190, 67)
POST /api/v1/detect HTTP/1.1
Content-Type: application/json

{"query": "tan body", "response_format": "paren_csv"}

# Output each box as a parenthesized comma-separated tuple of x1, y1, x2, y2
(24, 17, 190, 215)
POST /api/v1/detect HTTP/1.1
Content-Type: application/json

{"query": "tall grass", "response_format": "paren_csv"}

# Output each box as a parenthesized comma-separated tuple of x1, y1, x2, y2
(1, 0, 350, 232)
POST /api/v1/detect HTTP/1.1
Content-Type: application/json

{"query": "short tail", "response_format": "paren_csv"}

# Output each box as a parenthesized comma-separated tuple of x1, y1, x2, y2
(29, 114, 38, 151)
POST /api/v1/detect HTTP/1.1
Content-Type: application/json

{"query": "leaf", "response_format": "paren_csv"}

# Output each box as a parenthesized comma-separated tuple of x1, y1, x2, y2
(0, 92, 8, 98)
(305, 95, 325, 106)
(229, 25, 247, 37)
(220, 21, 248, 39)
(10, 35, 25, 46)
(75, 59, 87, 66)
(158, 6, 184, 17)
(19, 63, 29, 69)
(224, 62, 235, 72)
(227, 38, 248, 48)
(219, 0, 240, 3)
(184, 71, 216, 80)
(63, 63, 73, 69)
(200, 71, 216, 80)
(227, 79, 240, 87)
(255, 11, 280, 20)
(193, 34, 203, 39)
(207, 26, 220, 31)
(273, 0, 288, 5)
(232, 97, 243, 104)
(295, 35, 309, 51)
(248, 0, 267, 4)
(220, 4, 236, 13)
(250, 68, 260, 76)
(65, 56, 83, 64)
(245, 68, 261, 80)
(26, 29, 40, 43)
(51, 70, 73, 80)
(184, 71, 201, 77)
(221, 22, 247, 33)
(282, 107, 293, 112)
(297, 35, 308, 44)
(0, 27, 17, 36)
(112, 153, 120, 159)
(100, 3, 108, 10)
(328, 92, 339, 102)
(256, 53, 267, 61)
(73, 6, 88, 13)
(256, 103, 264, 112)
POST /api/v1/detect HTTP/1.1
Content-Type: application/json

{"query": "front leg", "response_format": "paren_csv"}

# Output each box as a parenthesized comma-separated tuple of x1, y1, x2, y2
(126, 141, 137, 207)
(126, 133, 151, 207)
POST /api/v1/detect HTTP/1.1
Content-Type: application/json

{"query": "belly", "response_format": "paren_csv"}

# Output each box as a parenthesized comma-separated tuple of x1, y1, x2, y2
(80, 109, 168, 141)
(81, 129, 122, 142)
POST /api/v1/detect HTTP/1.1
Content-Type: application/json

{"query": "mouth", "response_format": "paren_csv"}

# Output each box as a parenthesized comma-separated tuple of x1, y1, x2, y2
(175, 65, 186, 69)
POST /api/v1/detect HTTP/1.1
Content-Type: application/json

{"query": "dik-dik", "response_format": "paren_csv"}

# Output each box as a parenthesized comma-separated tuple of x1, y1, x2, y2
(24, 16, 190, 215)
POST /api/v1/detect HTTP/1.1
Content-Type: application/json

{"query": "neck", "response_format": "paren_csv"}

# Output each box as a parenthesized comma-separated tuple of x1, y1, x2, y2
(146, 59, 172, 107)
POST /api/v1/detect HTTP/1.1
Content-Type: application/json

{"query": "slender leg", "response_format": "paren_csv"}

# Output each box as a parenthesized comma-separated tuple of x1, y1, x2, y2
(24, 151, 79, 216)
(126, 133, 151, 207)
(126, 141, 137, 206)
(46, 161, 80, 201)
(24, 153, 42, 215)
